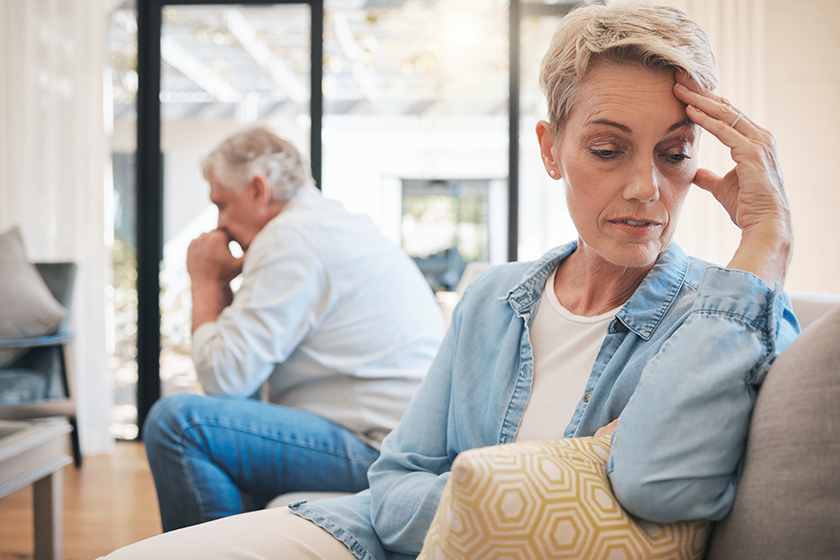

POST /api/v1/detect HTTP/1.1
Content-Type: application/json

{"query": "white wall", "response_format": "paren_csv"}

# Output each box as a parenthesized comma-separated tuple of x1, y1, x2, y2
(765, 0, 840, 293)
(0, 0, 112, 454)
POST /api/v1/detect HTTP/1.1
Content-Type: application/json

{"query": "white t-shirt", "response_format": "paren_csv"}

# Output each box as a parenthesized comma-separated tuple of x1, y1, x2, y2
(514, 268, 618, 442)
(191, 185, 445, 445)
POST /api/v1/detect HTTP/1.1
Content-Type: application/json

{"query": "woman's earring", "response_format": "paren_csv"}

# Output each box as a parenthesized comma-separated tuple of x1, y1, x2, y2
(549, 170, 556, 177)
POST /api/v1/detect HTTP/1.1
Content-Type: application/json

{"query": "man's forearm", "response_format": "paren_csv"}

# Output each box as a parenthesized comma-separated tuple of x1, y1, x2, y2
(191, 281, 228, 333)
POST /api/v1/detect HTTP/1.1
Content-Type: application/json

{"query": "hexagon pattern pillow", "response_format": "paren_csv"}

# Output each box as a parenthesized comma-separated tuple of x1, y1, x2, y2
(418, 436, 710, 560)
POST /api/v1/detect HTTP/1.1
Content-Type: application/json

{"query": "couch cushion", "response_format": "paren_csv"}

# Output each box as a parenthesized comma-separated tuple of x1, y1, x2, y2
(787, 291, 840, 331)
(0, 227, 66, 367)
(419, 436, 710, 560)
(0, 369, 49, 404)
(705, 305, 840, 559)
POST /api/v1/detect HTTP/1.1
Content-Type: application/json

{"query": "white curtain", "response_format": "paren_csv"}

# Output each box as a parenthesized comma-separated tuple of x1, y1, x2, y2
(0, 0, 112, 454)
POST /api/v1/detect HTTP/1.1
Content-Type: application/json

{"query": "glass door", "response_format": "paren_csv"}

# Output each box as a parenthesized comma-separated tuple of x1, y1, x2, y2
(107, 4, 140, 440)
(121, 0, 579, 438)
(108, 2, 314, 439)
(158, 3, 313, 406)
(517, 1, 581, 261)
(320, 0, 511, 283)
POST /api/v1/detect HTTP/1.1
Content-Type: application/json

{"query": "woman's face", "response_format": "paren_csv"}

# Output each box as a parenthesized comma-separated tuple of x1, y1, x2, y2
(538, 63, 699, 270)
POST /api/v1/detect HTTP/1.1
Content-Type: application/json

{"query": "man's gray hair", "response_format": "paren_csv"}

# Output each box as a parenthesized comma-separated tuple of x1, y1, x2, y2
(540, 1, 718, 139)
(201, 127, 314, 203)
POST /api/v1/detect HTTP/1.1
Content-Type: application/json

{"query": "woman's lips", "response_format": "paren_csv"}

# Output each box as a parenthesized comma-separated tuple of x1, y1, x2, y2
(608, 218, 663, 235)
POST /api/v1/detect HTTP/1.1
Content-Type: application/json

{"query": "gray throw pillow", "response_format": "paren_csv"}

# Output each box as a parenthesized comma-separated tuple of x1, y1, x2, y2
(705, 304, 840, 559)
(0, 227, 66, 367)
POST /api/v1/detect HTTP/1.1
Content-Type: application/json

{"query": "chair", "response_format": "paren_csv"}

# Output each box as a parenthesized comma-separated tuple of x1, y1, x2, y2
(0, 262, 82, 467)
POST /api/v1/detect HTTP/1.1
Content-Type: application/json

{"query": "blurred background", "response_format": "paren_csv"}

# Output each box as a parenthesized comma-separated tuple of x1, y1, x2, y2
(1, 0, 837, 454)
(106, 0, 576, 440)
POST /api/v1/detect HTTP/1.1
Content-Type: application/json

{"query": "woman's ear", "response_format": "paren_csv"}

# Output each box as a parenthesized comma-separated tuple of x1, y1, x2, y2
(249, 175, 273, 208)
(536, 120, 561, 180)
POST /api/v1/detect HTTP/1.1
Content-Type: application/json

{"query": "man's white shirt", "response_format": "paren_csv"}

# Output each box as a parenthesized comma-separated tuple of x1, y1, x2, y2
(191, 185, 445, 445)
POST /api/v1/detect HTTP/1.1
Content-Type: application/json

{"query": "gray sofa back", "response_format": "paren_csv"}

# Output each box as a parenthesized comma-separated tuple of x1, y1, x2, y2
(705, 303, 840, 559)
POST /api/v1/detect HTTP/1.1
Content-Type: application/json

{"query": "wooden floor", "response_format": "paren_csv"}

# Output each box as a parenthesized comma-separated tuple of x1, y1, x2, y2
(0, 441, 162, 560)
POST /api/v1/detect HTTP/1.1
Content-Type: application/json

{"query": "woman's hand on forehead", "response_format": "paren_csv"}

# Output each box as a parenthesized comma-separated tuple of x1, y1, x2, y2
(672, 72, 792, 288)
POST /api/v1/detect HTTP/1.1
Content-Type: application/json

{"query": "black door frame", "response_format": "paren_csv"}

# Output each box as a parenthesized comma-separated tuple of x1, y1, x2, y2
(134, 0, 578, 437)
(136, 0, 323, 435)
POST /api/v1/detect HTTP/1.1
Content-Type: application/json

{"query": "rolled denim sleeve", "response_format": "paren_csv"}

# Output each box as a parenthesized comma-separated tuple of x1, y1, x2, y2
(366, 297, 463, 554)
(607, 266, 799, 523)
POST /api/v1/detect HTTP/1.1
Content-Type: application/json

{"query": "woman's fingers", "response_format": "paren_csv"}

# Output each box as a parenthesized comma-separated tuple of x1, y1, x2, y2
(594, 419, 619, 438)
(692, 167, 722, 193)
(693, 167, 741, 225)
(674, 74, 792, 288)
(674, 84, 761, 147)
(674, 72, 746, 125)
(673, 72, 773, 145)
(673, 70, 696, 90)
(682, 103, 743, 146)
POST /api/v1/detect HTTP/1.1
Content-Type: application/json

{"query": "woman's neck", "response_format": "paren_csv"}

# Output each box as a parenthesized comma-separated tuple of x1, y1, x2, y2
(553, 243, 656, 317)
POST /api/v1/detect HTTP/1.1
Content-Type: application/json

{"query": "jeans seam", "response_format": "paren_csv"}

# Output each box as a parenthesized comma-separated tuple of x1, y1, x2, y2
(174, 425, 210, 525)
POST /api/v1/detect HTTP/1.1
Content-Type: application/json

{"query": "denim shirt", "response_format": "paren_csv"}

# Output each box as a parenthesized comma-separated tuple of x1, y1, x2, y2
(291, 241, 800, 560)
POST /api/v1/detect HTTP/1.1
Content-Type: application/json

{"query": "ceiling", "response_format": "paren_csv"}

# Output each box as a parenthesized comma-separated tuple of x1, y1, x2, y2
(107, 0, 540, 121)
(108, 1, 574, 121)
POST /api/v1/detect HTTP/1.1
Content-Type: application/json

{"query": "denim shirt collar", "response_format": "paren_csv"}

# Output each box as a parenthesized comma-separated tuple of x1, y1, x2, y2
(502, 240, 691, 341)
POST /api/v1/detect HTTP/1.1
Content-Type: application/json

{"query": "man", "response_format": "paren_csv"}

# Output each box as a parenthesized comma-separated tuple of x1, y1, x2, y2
(144, 128, 445, 532)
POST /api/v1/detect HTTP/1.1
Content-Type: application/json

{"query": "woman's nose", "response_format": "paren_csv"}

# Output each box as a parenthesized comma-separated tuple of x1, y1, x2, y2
(624, 160, 660, 203)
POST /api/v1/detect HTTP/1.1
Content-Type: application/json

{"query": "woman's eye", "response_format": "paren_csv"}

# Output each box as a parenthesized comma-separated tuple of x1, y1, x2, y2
(663, 153, 691, 163)
(591, 149, 621, 159)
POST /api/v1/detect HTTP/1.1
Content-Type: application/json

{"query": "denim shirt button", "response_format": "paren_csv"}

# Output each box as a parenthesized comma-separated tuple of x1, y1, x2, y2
(584, 392, 591, 403)
(613, 320, 624, 331)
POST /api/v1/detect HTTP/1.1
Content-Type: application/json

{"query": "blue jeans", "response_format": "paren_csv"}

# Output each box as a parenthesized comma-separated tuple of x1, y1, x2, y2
(143, 393, 380, 532)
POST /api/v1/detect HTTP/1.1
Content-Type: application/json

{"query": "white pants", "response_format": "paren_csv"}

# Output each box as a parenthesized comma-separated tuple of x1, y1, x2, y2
(100, 508, 358, 560)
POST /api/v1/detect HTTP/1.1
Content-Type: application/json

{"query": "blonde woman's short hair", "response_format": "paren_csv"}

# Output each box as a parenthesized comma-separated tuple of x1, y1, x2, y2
(539, 1, 717, 138)
(201, 127, 314, 203)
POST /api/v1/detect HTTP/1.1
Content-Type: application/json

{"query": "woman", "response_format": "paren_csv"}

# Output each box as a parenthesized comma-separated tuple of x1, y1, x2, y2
(103, 2, 797, 559)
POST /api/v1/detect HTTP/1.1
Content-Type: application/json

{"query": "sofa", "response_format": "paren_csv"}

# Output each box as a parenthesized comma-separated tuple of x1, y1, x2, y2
(703, 292, 840, 559)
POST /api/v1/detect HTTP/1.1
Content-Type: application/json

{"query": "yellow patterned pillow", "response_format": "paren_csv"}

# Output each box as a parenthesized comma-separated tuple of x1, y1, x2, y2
(418, 437, 710, 560)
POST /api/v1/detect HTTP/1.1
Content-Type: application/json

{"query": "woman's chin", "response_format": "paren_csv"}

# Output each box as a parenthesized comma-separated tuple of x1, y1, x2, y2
(587, 240, 666, 271)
